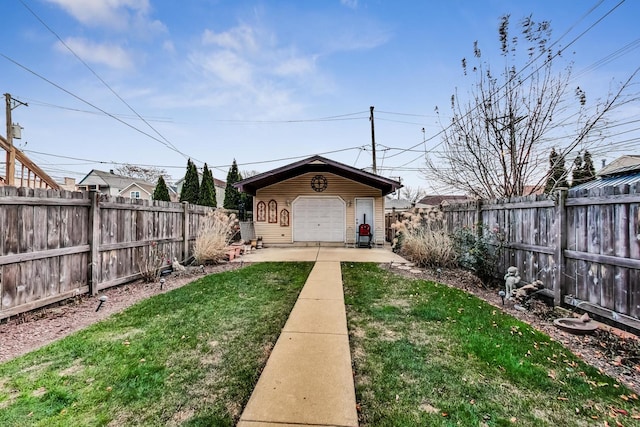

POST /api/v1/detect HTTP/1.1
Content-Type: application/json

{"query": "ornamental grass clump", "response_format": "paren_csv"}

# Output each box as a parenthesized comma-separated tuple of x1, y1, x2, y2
(391, 207, 456, 268)
(194, 210, 239, 264)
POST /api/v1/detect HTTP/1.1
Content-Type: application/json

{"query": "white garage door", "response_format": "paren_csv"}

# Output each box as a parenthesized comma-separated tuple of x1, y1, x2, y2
(293, 197, 345, 242)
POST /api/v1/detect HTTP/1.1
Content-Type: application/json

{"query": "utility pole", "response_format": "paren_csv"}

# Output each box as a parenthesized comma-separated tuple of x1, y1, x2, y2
(4, 93, 27, 186)
(370, 105, 377, 174)
(394, 176, 402, 199)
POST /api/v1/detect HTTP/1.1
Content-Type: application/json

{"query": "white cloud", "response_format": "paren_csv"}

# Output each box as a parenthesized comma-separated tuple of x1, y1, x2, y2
(201, 25, 259, 53)
(44, 0, 165, 35)
(192, 24, 320, 89)
(194, 50, 254, 87)
(55, 37, 134, 70)
(162, 40, 175, 53)
(274, 57, 316, 77)
(182, 23, 325, 120)
(340, 0, 358, 9)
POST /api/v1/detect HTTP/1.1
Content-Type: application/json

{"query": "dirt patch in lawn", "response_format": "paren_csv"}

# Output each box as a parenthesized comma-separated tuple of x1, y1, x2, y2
(382, 263, 640, 395)
(0, 263, 243, 364)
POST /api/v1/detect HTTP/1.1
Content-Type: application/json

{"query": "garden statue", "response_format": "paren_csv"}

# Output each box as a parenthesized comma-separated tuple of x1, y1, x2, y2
(513, 280, 544, 303)
(504, 266, 521, 299)
(172, 257, 186, 272)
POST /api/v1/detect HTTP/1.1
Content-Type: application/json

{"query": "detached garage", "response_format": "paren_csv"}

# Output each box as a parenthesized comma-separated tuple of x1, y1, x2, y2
(234, 155, 402, 246)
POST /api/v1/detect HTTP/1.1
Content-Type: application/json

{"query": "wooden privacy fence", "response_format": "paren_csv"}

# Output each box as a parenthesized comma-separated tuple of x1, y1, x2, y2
(0, 186, 214, 320)
(441, 183, 640, 331)
(384, 208, 404, 243)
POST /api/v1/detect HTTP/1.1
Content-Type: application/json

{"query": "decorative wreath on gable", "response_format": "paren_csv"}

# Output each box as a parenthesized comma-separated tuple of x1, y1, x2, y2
(311, 175, 328, 192)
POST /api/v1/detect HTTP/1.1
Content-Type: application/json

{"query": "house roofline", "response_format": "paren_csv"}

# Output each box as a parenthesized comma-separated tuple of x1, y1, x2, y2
(234, 155, 402, 196)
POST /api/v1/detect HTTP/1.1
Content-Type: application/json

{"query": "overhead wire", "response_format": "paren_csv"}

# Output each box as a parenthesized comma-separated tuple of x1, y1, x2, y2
(208, 111, 369, 123)
(383, 0, 629, 172)
(24, 145, 366, 176)
(6, 0, 635, 185)
(17, 0, 197, 162)
(0, 53, 193, 155)
(23, 98, 174, 123)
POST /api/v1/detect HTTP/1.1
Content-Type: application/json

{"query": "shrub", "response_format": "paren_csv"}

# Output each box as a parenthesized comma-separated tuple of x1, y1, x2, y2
(138, 241, 167, 282)
(194, 210, 239, 264)
(391, 207, 457, 268)
(451, 224, 504, 284)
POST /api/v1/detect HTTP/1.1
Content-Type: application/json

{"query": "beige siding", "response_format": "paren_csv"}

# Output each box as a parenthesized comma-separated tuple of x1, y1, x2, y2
(254, 172, 384, 244)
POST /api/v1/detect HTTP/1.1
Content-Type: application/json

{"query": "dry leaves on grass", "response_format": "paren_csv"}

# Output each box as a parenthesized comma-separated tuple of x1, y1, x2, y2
(385, 264, 640, 395)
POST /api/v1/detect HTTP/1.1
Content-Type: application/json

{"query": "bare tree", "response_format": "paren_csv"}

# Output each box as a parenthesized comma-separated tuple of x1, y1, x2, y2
(115, 164, 169, 184)
(424, 15, 638, 199)
(400, 185, 428, 204)
(241, 169, 261, 179)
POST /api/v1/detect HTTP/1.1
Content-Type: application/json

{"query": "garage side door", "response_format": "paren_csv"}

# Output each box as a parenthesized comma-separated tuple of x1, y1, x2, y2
(293, 197, 345, 242)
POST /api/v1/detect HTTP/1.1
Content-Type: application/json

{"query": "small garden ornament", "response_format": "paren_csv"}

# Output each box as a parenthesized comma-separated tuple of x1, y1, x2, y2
(513, 280, 544, 303)
(504, 266, 521, 300)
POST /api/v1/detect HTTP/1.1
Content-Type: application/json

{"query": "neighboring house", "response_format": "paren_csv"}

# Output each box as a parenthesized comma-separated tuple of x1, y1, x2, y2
(58, 177, 77, 192)
(234, 155, 402, 246)
(418, 194, 471, 207)
(77, 169, 172, 201)
(118, 181, 156, 200)
(598, 155, 640, 177)
(572, 154, 640, 192)
(523, 184, 545, 196)
(175, 174, 226, 207)
(384, 198, 429, 213)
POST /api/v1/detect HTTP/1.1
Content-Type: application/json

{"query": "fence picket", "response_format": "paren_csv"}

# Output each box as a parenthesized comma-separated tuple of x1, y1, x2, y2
(0, 188, 214, 319)
(415, 185, 640, 331)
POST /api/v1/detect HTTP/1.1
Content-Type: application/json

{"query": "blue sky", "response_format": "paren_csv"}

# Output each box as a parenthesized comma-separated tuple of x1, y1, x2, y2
(1, 0, 638, 193)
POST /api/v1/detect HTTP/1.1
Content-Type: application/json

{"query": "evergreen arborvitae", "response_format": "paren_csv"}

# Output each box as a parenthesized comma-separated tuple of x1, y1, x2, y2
(571, 152, 596, 188)
(224, 159, 242, 209)
(153, 175, 171, 201)
(199, 163, 217, 207)
(544, 148, 568, 194)
(581, 150, 596, 184)
(571, 154, 585, 188)
(180, 159, 200, 204)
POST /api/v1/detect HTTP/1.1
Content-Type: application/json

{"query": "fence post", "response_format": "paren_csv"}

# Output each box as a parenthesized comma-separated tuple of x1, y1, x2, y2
(182, 202, 189, 262)
(554, 188, 568, 306)
(475, 199, 483, 236)
(88, 191, 100, 296)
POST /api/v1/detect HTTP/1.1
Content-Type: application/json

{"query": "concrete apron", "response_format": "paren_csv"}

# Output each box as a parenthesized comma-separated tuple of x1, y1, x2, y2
(234, 246, 408, 263)
(237, 261, 359, 427)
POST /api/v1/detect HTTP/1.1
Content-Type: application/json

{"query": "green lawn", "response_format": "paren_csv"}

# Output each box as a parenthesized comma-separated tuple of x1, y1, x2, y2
(0, 262, 313, 427)
(343, 263, 640, 427)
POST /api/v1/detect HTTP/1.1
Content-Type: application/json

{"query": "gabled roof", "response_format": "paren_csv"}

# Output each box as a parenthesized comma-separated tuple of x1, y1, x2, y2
(78, 169, 155, 189)
(418, 195, 470, 206)
(599, 155, 640, 177)
(234, 155, 402, 196)
(119, 182, 155, 197)
(384, 198, 430, 210)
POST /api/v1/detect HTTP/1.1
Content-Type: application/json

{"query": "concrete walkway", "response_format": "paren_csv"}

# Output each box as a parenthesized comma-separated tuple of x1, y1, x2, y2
(235, 246, 408, 263)
(237, 247, 407, 427)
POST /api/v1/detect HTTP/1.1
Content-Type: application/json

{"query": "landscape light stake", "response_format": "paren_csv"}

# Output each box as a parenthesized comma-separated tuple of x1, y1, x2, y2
(160, 278, 165, 291)
(96, 295, 108, 312)
(499, 290, 506, 305)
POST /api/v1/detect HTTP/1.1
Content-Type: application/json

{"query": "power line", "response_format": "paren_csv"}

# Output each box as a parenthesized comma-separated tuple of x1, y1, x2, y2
(24, 145, 366, 173)
(23, 98, 174, 122)
(208, 111, 369, 124)
(384, 0, 626, 167)
(17, 0, 196, 162)
(1, 53, 194, 155)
